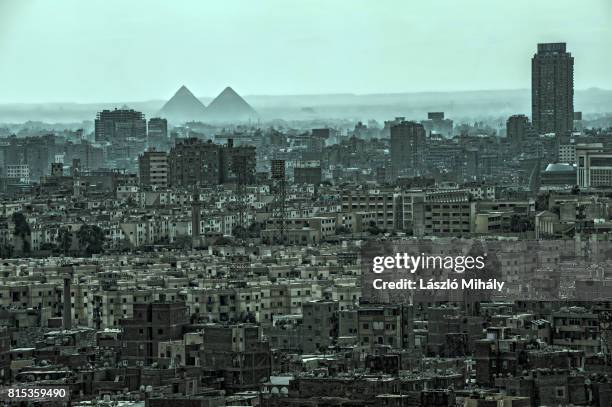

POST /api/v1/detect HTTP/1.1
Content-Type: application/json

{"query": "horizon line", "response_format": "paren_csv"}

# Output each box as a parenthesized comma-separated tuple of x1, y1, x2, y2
(0, 86, 609, 107)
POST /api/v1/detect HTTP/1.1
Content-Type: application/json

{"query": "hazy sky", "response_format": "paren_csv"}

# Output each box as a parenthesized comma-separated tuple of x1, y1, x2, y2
(0, 0, 610, 103)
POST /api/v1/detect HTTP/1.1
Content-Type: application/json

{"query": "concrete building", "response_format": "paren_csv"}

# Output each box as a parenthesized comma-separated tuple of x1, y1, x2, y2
(357, 304, 412, 350)
(534, 211, 559, 239)
(413, 201, 476, 237)
(5, 164, 30, 183)
(94, 108, 146, 141)
(168, 138, 256, 187)
(119, 302, 189, 366)
(169, 138, 222, 187)
(341, 188, 401, 230)
(552, 307, 600, 355)
(220, 141, 256, 184)
(139, 150, 169, 189)
(64, 142, 105, 172)
(293, 160, 322, 185)
(147, 117, 168, 148)
(201, 324, 271, 393)
(558, 142, 604, 166)
(390, 121, 426, 179)
(531, 43, 574, 136)
(506, 114, 531, 151)
(540, 163, 576, 191)
(421, 112, 453, 138)
(301, 300, 339, 353)
(576, 145, 612, 188)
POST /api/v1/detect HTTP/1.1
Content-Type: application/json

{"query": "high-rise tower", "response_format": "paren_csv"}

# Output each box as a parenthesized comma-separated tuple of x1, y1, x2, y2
(531, 43, 574, 136)
(390, 121, 426, 179)
(94, 108, 146, 142)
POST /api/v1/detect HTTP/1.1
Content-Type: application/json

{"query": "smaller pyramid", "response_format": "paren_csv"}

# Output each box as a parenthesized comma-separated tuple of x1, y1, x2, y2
(203, 87, 258, 122)
(159, 85, 207, 123)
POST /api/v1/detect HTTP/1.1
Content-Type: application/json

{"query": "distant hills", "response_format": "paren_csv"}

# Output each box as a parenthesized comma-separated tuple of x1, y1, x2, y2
(0, 88, 611, 123)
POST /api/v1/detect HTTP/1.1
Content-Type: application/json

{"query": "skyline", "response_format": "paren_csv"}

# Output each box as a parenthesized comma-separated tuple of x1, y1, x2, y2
(2, 2, 612, 406)
(0, 0, 610, 104)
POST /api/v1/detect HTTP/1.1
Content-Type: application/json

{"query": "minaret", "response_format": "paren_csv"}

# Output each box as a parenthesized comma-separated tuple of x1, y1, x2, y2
(191, 191, 201, 247)
(61, 265, 73, 330)
(271, 159, 287, 243)
(63, 277, 72, 330)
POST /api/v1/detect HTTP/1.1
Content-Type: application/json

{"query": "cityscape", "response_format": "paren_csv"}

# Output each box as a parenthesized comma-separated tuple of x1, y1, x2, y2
(1, 1, 612, 406)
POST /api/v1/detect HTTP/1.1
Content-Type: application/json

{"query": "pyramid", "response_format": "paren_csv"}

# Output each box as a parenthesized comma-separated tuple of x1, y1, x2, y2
(203, 86, 258, 122)
(159, 85, 207, 123)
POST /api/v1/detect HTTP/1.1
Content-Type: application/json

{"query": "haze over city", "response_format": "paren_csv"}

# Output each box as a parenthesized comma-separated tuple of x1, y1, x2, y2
(0, 0, 611, 104)
(3, 2, 612, 406)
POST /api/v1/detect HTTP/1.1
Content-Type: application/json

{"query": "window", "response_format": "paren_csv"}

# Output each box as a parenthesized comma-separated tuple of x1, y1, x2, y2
(555, 387, 566, 398)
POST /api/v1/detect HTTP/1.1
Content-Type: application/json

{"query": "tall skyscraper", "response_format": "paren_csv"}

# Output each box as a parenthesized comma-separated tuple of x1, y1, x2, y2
(390, 121, 426, 179)
(94, 108, 146, 142)
(531, 42, 574, 136)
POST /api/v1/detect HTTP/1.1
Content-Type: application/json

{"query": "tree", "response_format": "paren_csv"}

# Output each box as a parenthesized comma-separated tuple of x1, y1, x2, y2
(126, 196, 138, 207)
(11, 212, 31, 254)
(12, 213, 30, 235)
(243, 312, 256, 324)
(115, 238, 132, 252)
(39, 242, 56, 251)
(535, 193, 550, 212)
(173, 235, 192, 250)
(0, 244, 13, 258)
(57, 227, 73, 255)
(232, 225, 248, 239)
(76, 224, 106, 256)
(247, 222, 262, 237)
(510, 214, 533, 233)
(335, 226, 352, 235)
(214, 236, 232, 246)
(367, 220, 382, 236)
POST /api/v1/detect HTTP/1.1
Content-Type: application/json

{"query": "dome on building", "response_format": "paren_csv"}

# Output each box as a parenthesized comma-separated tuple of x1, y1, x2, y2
(545, 163, 575, 172)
